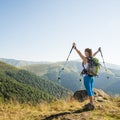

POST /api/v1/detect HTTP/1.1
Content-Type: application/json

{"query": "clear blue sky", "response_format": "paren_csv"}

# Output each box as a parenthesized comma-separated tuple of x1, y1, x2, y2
(0, 0, 120, 65)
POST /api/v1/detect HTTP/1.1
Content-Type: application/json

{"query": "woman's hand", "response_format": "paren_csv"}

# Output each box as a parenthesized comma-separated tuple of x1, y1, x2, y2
(72, 42, 76, 49)
(98, 47, 101, 52)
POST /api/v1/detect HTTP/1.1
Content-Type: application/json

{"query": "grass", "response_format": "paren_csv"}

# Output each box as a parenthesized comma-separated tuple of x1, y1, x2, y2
(0, 97, 120, 120)
(0, 98, 83, 120)
(91, 97, 120, 120)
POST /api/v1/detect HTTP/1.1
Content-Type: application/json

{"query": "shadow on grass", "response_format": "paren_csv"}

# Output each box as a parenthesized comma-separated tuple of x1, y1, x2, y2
(42, 108, 90, 120)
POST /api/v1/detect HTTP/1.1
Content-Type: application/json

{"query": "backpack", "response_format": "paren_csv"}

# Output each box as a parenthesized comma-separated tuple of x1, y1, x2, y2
(81, 57, 100, 76)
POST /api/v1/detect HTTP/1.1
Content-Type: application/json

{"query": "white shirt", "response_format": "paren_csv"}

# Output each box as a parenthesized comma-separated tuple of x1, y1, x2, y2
(84, 63, 88, 69)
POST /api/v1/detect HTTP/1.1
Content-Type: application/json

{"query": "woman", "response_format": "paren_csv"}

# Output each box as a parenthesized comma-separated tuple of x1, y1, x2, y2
(72, 42, 100, 110)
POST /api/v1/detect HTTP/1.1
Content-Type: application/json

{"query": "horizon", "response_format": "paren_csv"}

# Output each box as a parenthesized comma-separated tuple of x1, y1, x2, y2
(1, 57, 120, 67)
(1, 0, 120, 65)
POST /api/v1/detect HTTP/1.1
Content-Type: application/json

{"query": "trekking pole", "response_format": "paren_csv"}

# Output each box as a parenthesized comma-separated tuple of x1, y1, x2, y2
(58, 46, 74, 80)
(79, 74, 84, 90)
(99, 48, 107, 72)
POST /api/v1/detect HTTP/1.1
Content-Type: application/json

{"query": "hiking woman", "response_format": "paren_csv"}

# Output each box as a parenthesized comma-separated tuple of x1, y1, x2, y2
(72, 42, 101, 110)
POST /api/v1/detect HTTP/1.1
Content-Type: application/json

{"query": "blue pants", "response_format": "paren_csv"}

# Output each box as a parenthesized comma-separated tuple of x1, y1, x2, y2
(84, 75, 94, 96)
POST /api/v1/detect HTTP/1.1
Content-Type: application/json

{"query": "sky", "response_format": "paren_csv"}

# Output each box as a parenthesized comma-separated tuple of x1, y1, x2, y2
(0, 0, 120, 65)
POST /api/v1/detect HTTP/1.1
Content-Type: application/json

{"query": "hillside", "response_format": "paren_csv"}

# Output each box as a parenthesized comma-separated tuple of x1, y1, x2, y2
(0, 90, 120, 120)
(0, 73, 53, 103)
(1, 58, 120, 94)
(0, 62, 71, 103)
(22, 61, 120, 94)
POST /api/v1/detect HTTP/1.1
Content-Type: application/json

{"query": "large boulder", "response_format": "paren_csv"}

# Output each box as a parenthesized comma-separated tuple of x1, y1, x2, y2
(73, 88, 110, 102)
(73, 90, 88, 102)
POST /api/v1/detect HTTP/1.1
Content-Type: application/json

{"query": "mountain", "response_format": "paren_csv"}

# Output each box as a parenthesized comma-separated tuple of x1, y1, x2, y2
(106, 63, 120, 70)
(0, 62, 71, 103)
(1, 58, 120, 94)
(0, 58, 50, 67)
(22, 61, 120, 95)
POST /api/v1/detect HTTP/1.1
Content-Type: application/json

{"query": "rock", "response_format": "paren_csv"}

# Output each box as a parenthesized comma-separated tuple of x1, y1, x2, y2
(94, 88, 110, 102)
(94, 88, 109, 100)
(96, 97, 106, 102)
(73, 88, 110, 102)
(73, 90, 88, 102)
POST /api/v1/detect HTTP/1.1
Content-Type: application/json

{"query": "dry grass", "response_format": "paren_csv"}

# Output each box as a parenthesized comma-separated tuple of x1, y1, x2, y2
(0, 97, 120, 120)
(0, 98, 84, 120)
(92, 97, 120, 120)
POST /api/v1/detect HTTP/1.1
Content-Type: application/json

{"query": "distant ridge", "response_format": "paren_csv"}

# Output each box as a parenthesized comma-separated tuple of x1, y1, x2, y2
(0, 58, 120, 70)
(0, 58, 51, 67)
(106, 63, 120, 70)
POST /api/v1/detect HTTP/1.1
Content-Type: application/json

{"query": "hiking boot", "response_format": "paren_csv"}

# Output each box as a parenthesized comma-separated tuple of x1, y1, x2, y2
(83, 103, 95, 111)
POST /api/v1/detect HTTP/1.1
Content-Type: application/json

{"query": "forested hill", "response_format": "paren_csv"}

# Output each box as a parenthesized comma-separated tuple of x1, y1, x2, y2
(0, 62, 71, 103)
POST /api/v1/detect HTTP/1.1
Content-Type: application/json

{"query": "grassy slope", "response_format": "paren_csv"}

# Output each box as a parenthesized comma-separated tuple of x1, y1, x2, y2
(0, 97, 120, 120)
(0, 62, 71, 103)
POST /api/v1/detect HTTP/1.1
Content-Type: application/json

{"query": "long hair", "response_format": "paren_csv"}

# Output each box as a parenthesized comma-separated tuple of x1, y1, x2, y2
(85, 48, 92, 57)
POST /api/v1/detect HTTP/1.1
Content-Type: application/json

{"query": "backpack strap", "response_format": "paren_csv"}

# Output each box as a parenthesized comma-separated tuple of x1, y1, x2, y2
(81, 61, 87, 75)
(82, 61, 85, 69)
(86, 57, 93, 63)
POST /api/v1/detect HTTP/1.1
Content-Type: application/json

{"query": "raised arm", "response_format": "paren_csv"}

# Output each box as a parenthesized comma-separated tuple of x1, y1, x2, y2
(93, 47, 101, 57)
(72, 43, 86, 62)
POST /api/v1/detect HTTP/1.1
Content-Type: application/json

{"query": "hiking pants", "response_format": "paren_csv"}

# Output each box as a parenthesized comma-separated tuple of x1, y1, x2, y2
(84, 75, 94, 96)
